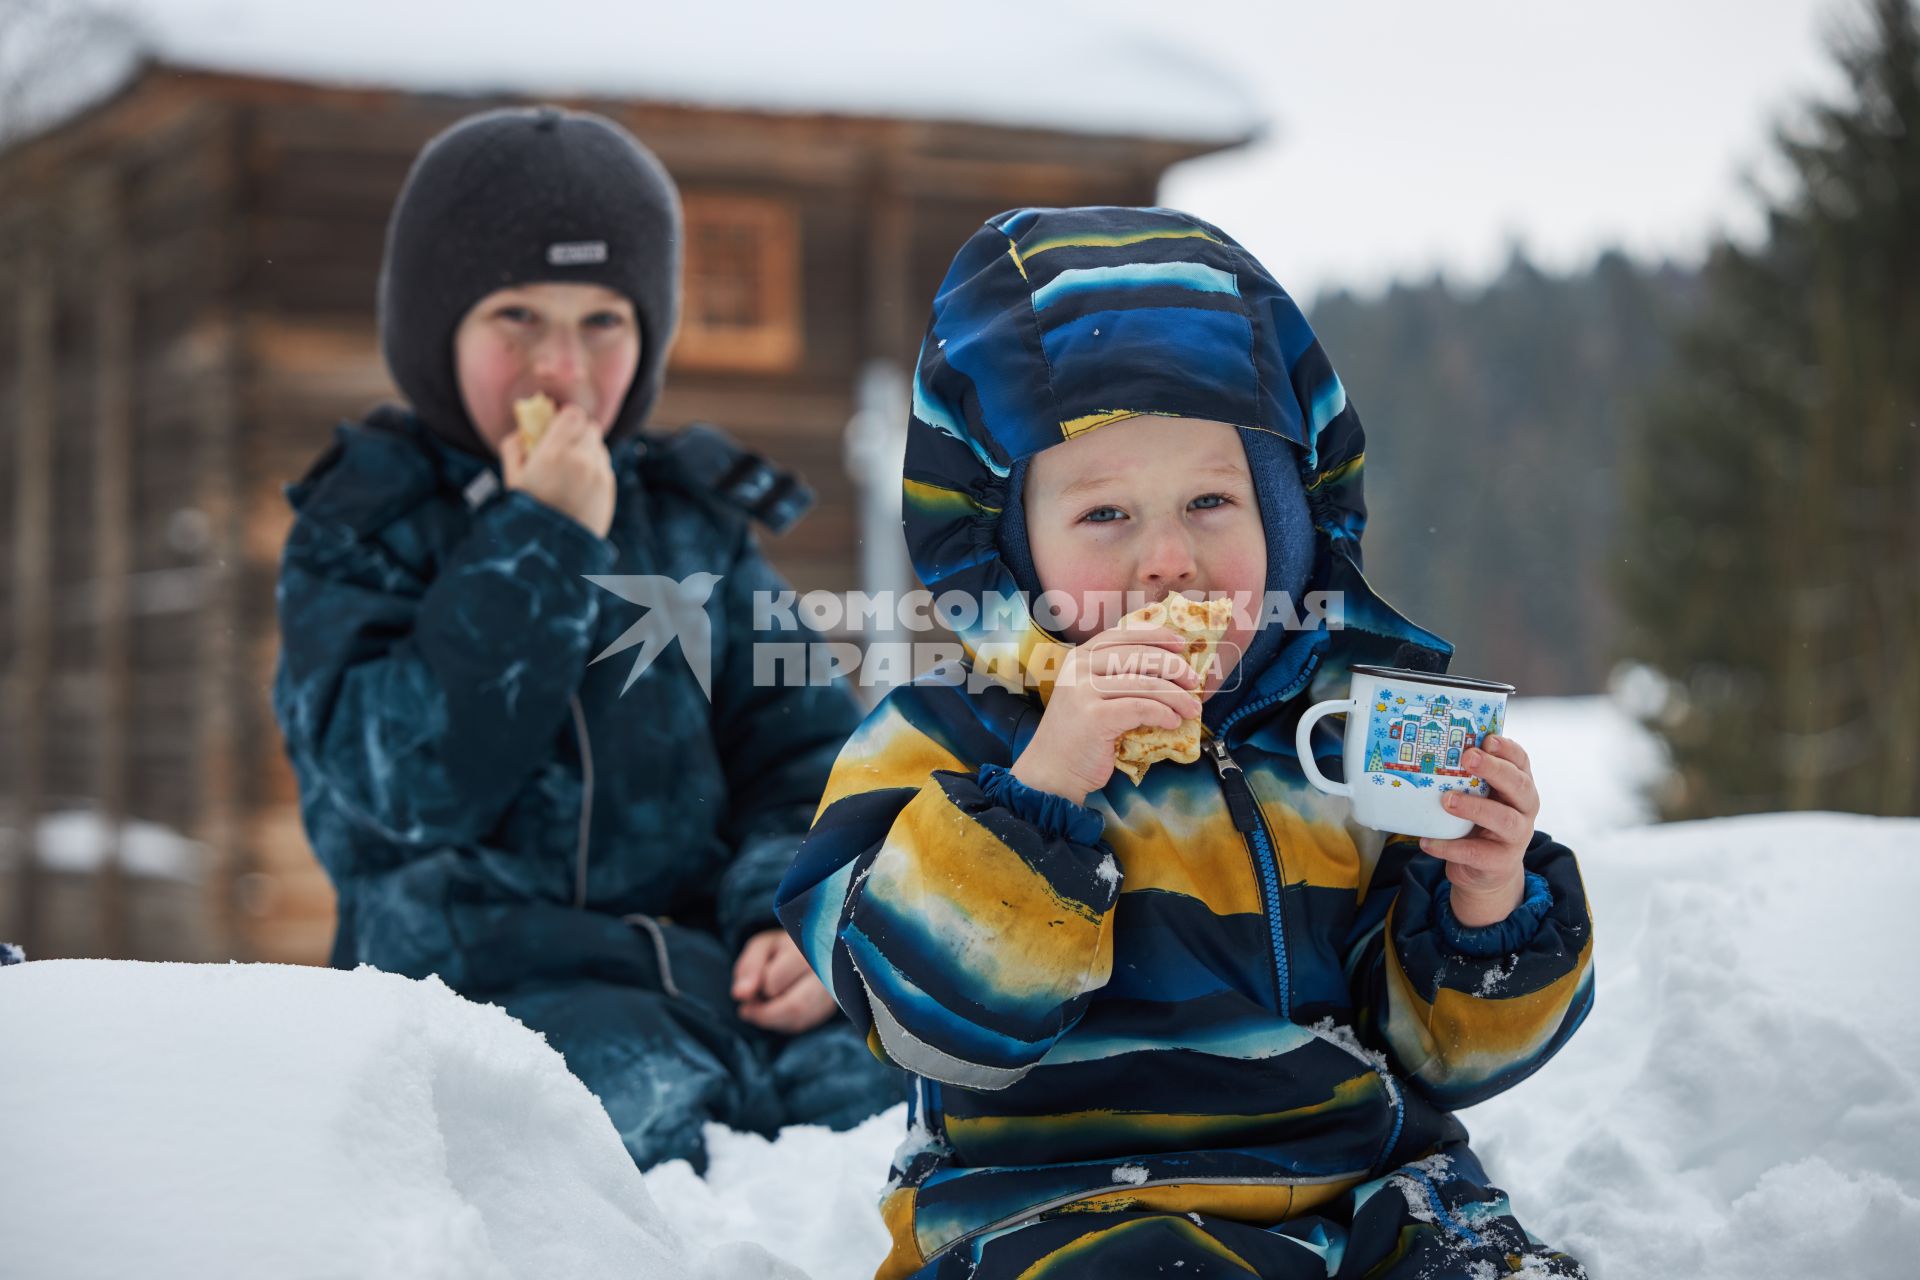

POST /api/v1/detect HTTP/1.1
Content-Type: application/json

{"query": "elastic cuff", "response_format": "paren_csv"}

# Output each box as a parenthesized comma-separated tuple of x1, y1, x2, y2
(1434, 871, 1553, 958)
(977, 763, 1105, 846)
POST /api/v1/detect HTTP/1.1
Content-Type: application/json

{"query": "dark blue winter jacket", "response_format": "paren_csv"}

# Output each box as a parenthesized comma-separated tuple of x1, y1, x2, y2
(272, 406, 862, 1002)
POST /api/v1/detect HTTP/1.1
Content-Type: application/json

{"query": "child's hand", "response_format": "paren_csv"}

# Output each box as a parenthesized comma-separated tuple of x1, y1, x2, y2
(731, 928, 839, 1035)
(1009, 620, 1204, 805)
(1419, 734, 1540, 927)
(499, 402, 616, 539)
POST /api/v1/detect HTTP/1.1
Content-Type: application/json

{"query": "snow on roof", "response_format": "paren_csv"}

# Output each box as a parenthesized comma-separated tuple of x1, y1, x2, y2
(3, 0, 1264, 151)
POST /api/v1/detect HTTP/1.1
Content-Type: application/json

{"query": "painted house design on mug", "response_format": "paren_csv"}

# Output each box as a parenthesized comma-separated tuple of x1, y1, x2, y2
(1363, 689, 1504, 792)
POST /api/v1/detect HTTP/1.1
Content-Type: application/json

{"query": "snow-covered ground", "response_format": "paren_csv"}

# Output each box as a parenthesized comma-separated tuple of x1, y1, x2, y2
(4, 698, 1916, 1278)
(1465, 811, 1920, 1276)
(0, 961, 802, 1280)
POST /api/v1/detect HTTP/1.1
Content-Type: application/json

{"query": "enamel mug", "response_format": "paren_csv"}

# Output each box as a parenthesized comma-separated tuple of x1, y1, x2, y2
(1294, 665, 1515, 838)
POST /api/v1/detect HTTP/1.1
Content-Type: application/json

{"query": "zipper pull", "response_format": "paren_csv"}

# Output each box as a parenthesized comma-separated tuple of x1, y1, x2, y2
(1205, 736, 1260, 834)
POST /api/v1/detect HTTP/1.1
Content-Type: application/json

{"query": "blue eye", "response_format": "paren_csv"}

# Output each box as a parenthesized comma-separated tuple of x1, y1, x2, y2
(585, 311, 629, 330)
(497, 306, 536, 324)
(1191, 494, 1231, 511)
(1081, 506, 1125, 524)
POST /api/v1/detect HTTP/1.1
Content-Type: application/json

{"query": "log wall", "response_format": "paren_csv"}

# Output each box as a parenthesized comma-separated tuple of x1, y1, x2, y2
(1, 89, 244, 960)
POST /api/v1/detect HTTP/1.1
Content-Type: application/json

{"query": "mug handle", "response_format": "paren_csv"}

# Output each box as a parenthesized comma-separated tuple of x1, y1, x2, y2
(1295, 698, 1357, 798)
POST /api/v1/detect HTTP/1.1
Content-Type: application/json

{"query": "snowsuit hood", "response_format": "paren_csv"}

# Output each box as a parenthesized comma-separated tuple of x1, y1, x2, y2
(901, 207, 1452, 736)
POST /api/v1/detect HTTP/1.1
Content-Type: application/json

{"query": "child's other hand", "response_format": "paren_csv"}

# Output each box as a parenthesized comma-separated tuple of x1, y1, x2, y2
(1009, 619, 1204, 806)
(499, 402, 616, 539)
(1418, 734, 1540, 927)
(731, 928, 838, 1035)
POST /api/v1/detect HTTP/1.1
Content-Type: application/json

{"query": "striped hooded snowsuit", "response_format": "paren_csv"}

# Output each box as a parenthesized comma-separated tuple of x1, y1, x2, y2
(776, 208, 1594, 1278)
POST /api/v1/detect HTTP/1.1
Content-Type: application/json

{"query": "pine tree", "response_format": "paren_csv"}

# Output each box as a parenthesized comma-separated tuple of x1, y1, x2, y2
(1619, 0, 1920, 817)
(1309, 250, 1692, 696)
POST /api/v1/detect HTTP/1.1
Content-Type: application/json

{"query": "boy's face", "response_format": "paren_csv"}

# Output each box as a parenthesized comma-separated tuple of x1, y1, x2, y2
(453, 282, 641, 451)
(1023, 416, 1268, 696)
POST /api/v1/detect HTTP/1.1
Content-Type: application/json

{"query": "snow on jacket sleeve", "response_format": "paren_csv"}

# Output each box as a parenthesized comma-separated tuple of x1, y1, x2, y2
(705, 524, 866, 951)
(1343, 829, 1594, 1110)
(775, 679, 1120, 1090)
(274, 485, 616, 852)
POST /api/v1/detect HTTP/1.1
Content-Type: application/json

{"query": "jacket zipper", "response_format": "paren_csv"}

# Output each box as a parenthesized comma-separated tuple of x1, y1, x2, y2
(574, 694, 682, 998)
(1207, 723, 1406, 1172)
(568, 693, 593, 909)
(1204, 733, 1291, 1019)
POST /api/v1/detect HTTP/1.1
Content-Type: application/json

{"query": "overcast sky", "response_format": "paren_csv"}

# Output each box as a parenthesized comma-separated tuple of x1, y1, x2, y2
(1102, 0, 1853, 301)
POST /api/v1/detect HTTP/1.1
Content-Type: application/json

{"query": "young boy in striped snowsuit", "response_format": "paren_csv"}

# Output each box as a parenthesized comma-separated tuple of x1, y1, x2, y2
(778, 207, 1593, 1278)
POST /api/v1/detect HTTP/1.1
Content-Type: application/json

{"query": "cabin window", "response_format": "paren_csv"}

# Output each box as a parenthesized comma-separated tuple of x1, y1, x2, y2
(673, 194, 801, 372)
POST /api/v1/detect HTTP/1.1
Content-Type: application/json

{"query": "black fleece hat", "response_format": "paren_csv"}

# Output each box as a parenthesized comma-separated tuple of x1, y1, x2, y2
(377, 106, 682, 457)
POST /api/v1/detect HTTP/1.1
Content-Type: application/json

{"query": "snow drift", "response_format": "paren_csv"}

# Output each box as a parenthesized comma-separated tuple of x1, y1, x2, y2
(0, 961, 798, 1280)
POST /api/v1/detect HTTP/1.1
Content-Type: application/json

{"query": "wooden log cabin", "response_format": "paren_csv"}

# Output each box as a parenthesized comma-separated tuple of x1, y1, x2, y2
(0, 28, 1253, 966)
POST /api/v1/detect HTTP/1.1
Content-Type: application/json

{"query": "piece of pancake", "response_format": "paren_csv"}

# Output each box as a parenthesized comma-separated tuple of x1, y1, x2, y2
(513, 393, 557, 454)
(1112, 595, 1234, 785)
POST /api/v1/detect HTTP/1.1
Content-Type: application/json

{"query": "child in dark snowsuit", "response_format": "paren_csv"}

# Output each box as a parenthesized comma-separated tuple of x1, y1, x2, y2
(271, 106, 901, 1171)
(778, 207, 1594, 1277)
